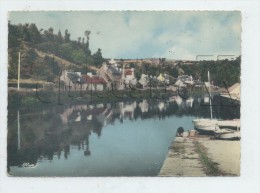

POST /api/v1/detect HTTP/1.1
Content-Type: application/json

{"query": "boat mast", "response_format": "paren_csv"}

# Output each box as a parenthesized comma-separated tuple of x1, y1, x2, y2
(18, 52, 20, 90)
(208, 71, 213, 119)
(17, 52, 21, 150)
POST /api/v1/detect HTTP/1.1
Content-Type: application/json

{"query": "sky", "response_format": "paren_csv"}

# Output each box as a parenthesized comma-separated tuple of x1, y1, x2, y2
(9, 11, 241, 60)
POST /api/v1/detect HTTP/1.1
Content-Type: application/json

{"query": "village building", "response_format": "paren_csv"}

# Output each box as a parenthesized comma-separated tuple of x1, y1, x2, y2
(97, 59, 137, 90)
(122, 68, 137, 87)
(137, 74, 159, 89)
(174, 75, 194, 87)
(60, 70, 87, 91)
(137, 74, 149, 88)
(157, 73, 170, 85)
(83, 73, 107, 91)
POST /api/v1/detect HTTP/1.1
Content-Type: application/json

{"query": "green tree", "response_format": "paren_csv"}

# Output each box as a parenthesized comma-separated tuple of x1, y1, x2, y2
(28, 23, 41, 44)
(92, 48, 104, 67)
(64, 29, 70, 43)
(57, 30, 63, 42)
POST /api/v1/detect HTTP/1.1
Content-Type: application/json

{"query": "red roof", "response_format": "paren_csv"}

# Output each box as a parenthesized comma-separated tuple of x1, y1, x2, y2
(83, 75, 107, 84)
(125, 69, 133, 76)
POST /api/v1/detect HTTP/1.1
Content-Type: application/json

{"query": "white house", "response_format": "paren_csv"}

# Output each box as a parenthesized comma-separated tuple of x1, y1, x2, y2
(60, 70, 87, 91)
(83, 73, 107, 91)
(122, 68, 137, 87)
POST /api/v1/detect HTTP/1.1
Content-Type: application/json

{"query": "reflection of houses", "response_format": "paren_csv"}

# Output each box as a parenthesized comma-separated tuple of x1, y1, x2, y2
(60, 70, 87, 91)
(59, 104, 113, 127)
(186, 97, 194, 108)
(169, 96, 194, 109)
(158, 101, 166, 111)
(118, 101, 137, 119)
(139, 100, 149, 113)
(83, 73, 107, 91)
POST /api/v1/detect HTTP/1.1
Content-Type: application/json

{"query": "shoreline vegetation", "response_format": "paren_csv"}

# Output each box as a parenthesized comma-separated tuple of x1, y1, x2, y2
(8, 84, 222, 109)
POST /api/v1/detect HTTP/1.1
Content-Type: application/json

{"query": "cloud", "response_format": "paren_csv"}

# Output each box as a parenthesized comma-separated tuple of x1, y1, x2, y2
(9, 11, 241, 60)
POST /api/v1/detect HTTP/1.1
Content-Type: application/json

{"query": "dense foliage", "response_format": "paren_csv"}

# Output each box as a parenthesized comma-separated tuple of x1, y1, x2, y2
(8, 22, 104, 80)
(132, 57, 240, 87)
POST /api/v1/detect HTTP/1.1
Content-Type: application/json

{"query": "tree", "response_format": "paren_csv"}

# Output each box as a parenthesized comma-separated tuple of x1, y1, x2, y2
(57, 30, 63, 42)
(78, 37, 82, 44)
(92, 48, 104, 67)
(28, 23, 41, 44)
(84, 30, 91, 49)
(22, 24, 31, 41)
(64, 29, 70, 43)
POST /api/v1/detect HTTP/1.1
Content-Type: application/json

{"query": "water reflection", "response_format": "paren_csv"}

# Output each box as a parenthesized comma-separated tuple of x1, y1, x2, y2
(7, 95, 239, 176)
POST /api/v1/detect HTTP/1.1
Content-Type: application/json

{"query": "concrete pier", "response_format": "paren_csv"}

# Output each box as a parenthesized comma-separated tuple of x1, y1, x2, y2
(159, 136, 206, 176)
(159, 133, 240, 176)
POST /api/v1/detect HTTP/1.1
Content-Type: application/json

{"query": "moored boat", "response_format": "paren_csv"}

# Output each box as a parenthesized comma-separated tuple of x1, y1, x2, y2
(214, 128, 240, 140)
(217, 119, 240, 130)
(192, 71, 218, 135)
(192, 119, 219, 135)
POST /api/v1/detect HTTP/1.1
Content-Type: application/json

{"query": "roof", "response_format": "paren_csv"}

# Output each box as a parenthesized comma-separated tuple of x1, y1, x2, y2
(67, 72, 86, 84)
(125, 69, 133, 76)
(107, 66, 121, 75)
(83, 75, 107, 84)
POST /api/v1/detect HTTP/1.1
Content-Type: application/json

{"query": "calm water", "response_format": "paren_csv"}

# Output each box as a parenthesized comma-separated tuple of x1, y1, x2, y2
(7, 95, 240, 176)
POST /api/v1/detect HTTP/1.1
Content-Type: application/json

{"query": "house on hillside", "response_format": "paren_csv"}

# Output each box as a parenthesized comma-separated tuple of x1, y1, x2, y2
(83, 73, 107, 91)
(137, 74, 149, 88)
(122, 68, 137, 87)
(157, 73, 170, 85)
(98, 62, 122, 90)
(137, 74, 159, 89)
(174, 75, 194, 87)
(97, 59, 137, 90)
(60, 70, 87, 91)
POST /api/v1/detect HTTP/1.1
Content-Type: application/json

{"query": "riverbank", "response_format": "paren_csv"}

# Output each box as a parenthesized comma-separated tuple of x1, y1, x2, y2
(159, 132, 240, 176)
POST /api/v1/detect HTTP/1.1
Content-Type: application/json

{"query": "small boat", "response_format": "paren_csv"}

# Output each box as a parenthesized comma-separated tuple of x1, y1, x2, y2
(214, 128, 241, 140)
(193, 71, 218, 135)
(192, 119, 219, 135)
(217, 119, 240, 130)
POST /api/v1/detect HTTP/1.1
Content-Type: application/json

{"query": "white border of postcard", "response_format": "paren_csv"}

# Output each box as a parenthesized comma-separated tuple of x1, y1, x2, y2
(0, 1, 260, 193)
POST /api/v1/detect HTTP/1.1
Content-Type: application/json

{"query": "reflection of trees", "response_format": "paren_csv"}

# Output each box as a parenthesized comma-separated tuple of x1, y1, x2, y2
(8, 95, 239, 171)
(7, 105, 108, 170)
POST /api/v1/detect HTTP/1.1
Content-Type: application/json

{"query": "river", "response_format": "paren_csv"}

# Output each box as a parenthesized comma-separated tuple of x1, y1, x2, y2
(7, 94, 240, 176)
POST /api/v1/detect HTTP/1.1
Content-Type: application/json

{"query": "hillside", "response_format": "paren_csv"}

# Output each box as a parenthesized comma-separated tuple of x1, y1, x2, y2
(8, 22, 241, 87)
(8, 22, 103, 81)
